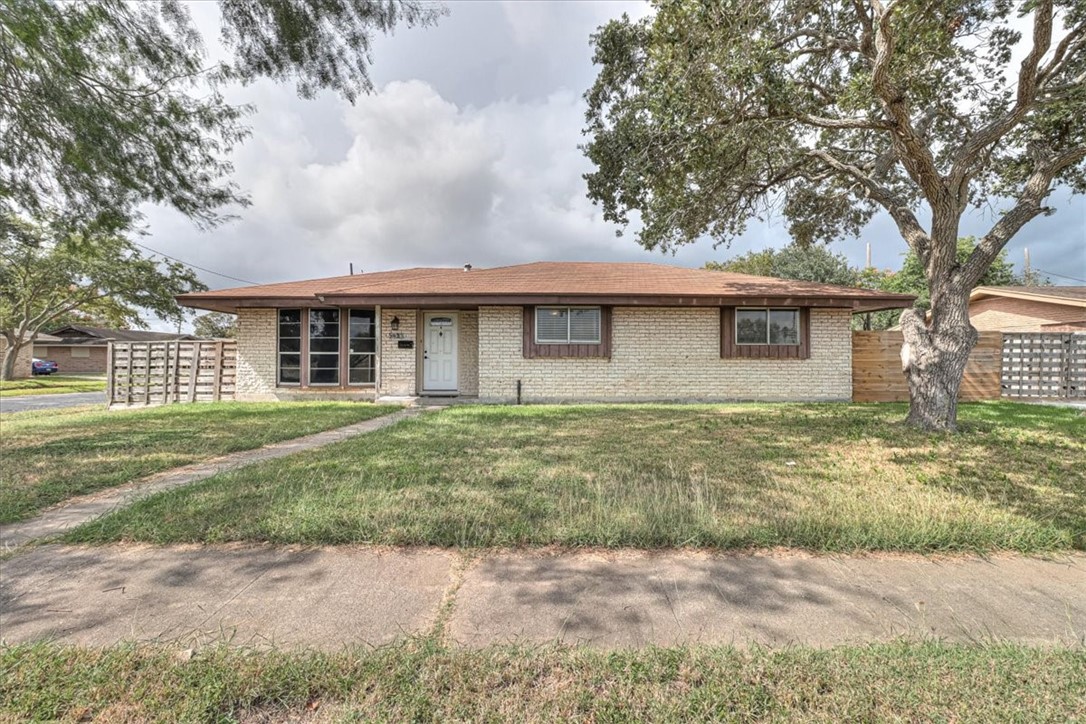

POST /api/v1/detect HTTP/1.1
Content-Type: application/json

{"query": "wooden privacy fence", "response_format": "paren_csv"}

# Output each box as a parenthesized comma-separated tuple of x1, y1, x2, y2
(108, 340, 237, 408)
(1001, 333, 1086, 399)
(851, 331, 1003, 403)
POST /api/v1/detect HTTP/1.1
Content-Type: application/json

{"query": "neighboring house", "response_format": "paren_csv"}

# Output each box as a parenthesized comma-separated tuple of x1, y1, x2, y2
(177, 261, 914, 403)
(967, 286, 1086, 332)
(33, 326, 197, 375)
(1, 333, 60, 379)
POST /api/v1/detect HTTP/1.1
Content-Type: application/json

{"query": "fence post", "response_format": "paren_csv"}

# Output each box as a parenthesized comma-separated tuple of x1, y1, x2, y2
(106, 341, 114, 407)
(212, 340, 224, 402)
(187, 342, 200, 402)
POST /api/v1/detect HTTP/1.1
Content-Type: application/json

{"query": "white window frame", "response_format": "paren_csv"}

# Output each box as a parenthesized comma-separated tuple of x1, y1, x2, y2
(735, 308, 801, 346)
(535, 306, 602, 345)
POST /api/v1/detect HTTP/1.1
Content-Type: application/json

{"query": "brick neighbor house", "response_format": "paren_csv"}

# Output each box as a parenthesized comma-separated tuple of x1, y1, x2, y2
(177, 261, 914, 403)
(966, 286, 1086, 332)
(33, 326, 198, 375)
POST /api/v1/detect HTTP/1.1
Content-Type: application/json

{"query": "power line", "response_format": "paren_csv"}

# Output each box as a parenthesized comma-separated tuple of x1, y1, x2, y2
(1033, 268, 1086, 284)
(133, 241, 260, 285)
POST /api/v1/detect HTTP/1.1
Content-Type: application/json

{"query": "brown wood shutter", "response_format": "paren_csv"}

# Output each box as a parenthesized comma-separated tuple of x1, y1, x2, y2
(523, 306, 612, 359)
(720, 307, 810, 360)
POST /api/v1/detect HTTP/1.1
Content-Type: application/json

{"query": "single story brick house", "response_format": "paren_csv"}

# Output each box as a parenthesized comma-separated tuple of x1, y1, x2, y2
(177, 261, 914, 403)
(966, 286, 1086, 332)
(33, 326, 198, 375)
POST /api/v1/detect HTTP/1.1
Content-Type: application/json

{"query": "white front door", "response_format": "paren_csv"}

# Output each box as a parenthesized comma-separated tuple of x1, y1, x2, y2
(423, 312, 458, 392)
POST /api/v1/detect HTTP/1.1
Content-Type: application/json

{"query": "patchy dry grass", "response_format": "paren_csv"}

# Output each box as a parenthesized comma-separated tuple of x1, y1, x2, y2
(2, 641, 1084, 722)
(0, 375, 105, 397)
(68, 402, 1086, 553)
(0, 402, 400, 523)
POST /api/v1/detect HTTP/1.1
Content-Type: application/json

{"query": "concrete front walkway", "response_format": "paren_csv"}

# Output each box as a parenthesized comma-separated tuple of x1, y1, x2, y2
(0, 408, 419, 549)
(2, 546, 1082, 649)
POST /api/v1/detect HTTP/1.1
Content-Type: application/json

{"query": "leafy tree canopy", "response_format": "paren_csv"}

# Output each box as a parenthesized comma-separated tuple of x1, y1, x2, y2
(706, 244, 858, 285)
(0, 0, 442, 231)
(194, 312, 238, 339)
(0, 214, 205, 378)
(583, 0, 1085, 430)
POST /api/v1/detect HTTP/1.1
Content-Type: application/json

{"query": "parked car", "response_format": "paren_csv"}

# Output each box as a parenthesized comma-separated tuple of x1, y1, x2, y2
(31, 358, 59, 375)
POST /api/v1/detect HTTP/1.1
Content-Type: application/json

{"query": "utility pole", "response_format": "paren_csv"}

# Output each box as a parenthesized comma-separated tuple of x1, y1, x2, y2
(349, 263, 354, 275)
(1023, 248, 1031, 285)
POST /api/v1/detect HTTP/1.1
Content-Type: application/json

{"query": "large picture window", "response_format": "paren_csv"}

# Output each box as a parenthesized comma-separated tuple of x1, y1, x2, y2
(348, 309, 376, 385)
(308, 309, 340, 385)
(736, 308, 800, 345)
(277, 309, 301, 385)
(535, 306, 601, 344)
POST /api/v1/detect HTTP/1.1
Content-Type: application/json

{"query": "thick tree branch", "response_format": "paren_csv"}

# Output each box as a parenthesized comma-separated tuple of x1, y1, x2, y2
(807, 148, 930, 255)
(950, 1, 1054, 194)
(959, 145, 1086, 287)
(868, 1, 947, 205)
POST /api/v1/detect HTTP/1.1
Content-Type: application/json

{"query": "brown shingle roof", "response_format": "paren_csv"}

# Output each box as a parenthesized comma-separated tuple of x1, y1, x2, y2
(178, 261, 915, 313)
(47, 325, 198, 342)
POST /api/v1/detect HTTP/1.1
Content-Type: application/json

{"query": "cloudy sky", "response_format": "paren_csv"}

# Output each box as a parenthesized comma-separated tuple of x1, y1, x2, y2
(146, 0, 1085, 305)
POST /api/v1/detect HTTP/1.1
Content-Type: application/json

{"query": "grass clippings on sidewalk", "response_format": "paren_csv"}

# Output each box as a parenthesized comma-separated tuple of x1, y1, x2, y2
(0, 402, 400, 524)
(2, 641, 1084, 722)
(0, 375, 105, 397)
(67, 402, 1086, 553)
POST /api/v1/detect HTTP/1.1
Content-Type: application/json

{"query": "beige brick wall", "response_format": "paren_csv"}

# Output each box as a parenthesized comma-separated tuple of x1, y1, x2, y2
(235, 308, 278, 400)
(477, 306, 852, 402)
(458, 311, 479, 396)
(970, 297, 1086, 332)
(380, 308, 418, 395)
(33, 345, 108, 374)
(1, 338, 36, 379)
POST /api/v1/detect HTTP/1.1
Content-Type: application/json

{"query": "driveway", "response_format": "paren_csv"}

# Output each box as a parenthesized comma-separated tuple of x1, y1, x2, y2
(0, 391, 106, 413)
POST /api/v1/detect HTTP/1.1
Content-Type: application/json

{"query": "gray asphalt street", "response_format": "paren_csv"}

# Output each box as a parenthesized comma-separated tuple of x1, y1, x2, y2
(0, 391, 106, 413)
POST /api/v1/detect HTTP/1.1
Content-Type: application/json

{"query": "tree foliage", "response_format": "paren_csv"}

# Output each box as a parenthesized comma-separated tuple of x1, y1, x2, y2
(583, 0, 1086, 430)
(194, 312, 238, 339)
(706, 244, 858, 285)
(0, 0, 442, 231)
(0, 215, 205, 378)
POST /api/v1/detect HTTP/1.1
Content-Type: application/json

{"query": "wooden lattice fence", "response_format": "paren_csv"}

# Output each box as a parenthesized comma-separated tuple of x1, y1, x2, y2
(108, 340, 237, 408)
(1001, 333, 1086, 399)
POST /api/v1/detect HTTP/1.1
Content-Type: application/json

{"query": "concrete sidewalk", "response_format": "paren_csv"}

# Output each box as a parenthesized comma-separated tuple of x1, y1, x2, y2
(2, 546, 1082, 649)
(0, 407, 420, 549)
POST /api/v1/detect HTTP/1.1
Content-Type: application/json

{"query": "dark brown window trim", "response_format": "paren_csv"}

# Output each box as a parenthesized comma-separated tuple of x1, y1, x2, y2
(523, 306, 611, 359)
(720, 307, 810, 359)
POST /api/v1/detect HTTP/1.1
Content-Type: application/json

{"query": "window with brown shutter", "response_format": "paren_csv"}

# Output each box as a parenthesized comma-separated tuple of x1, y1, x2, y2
(523, 306, 612, 359)
(720, 307, 810, 359)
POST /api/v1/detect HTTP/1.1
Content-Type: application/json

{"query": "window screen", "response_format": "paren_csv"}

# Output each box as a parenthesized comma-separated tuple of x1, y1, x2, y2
(736, 308, 800, 345)
(278, 309, 301, 384)
(348, 309, 376, 385)
(535, 307, 569, 343)
(569, 308, 601, 343)
(308, 309, 340, 384)
(535, 307, 601, 344)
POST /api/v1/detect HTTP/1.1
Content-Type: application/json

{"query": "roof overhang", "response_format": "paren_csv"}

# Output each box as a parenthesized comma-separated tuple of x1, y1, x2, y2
(969, 287, 1086, 308)
(178, 292, 915, 315)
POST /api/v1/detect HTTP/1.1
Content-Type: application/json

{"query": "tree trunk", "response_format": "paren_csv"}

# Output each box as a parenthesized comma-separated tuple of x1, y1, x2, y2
(1, 342, 21, 381)
(899, 290, 978, 432)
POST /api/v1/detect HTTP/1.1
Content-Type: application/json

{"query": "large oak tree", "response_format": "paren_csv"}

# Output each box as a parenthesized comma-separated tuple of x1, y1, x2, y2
(583, 0, 1086, 430)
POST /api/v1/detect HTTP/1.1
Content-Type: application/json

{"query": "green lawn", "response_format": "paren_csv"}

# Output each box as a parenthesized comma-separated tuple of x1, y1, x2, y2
(0, 375, 106, 397)
(3, 641, 1083, 722)
(0, 402, 399, 523)
(67, 402, 1086, 553)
